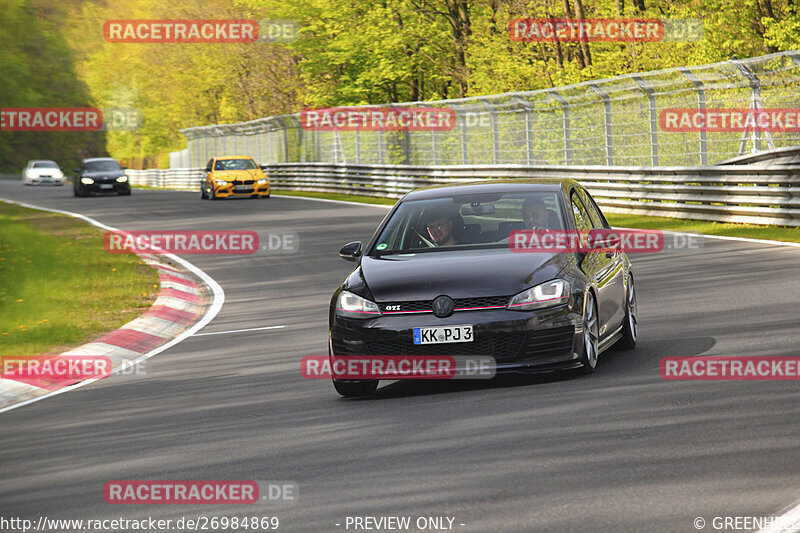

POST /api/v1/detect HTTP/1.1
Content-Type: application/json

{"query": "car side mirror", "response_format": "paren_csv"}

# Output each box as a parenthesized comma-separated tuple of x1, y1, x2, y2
(339, 241, 362, 262)
(122, 166, 128, 170)
(204, 167, 212, 172)
(74, 168, 80, 173)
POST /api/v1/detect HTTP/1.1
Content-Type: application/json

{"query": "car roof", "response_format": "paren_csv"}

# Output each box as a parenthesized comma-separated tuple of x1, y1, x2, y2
(29, 159, 58, 164)
(214, 155, 255, 160)
(401, 178, 581, 201)
(82, 157, 118, 163)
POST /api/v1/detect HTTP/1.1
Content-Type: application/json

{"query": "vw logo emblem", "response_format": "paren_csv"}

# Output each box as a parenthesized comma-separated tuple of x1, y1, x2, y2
(432, 295, 455, 318)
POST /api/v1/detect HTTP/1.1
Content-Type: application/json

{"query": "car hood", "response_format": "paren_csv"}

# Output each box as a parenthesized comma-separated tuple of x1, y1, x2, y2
(358, 249, 572, 301)
(212, 169, 263, 180)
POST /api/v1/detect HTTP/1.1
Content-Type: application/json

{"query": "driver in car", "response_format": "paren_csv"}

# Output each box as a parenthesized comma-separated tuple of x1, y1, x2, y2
(424, 206, 460, 247)
(522, 197, 550, 230)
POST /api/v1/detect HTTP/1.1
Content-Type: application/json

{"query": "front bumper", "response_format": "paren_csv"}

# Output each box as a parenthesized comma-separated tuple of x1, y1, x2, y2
(79, 180, 130, 194)
(330, 304, 586, 375)
(214, 183, 270, 198)
(27, 176, 66, 185)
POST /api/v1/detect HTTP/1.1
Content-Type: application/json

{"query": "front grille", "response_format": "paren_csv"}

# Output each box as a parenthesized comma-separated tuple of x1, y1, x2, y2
(380, 295, 509, 314)
(522, 326, 574, 360)
(232, 179, 255, 185)
(366, 332, 525, 360)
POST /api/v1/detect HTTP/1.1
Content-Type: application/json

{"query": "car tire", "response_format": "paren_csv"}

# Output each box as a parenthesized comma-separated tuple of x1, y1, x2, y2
(119, 190, 131, 196)
(210, 187, 218, 201)
(578, 291, 599, 374)
(201, 186, 208, 199)
(333, 380, 379, 397)
(74, 187, 82, 197)
(617, 275, 638, 350)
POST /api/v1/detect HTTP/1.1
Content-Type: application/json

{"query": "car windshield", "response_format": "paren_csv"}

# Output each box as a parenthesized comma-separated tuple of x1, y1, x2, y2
(84, 160, 121, 171)
(214, 158, 258, 170)
(33, 161, 59, 169)
(370, 191, 565, 255)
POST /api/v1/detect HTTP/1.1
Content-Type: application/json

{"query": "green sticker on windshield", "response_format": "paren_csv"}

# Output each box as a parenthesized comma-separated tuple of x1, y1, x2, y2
(376, 243, 388, 250)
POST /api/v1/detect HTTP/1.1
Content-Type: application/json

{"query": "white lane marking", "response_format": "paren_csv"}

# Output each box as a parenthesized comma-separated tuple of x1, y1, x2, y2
(615, 226, 800, 249)
(756, 499, 800, 533)
(0, 197, 226, 415)
(193, 325, 285, 336)
(271, 194, 393, 209)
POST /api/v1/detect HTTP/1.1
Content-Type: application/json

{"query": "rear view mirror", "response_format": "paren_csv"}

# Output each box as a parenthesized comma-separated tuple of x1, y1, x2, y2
(339, 241, 362, 262)
(461, 204, 496, 216)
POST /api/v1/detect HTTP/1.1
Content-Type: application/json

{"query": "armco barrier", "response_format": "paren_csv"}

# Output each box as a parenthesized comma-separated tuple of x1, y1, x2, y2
(126, 155, 800, 226)
(126, 168, 203, 189)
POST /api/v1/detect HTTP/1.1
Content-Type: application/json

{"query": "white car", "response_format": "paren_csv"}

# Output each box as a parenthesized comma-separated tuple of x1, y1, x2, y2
(22, 160, 66, 185)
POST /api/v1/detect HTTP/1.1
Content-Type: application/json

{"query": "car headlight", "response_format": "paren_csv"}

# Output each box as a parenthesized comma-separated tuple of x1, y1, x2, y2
(80, 177, 94, 184)
(116, 176, 128, 182)
(257, 179, 268, 184)
(507, 279, 571, 311)
(336, 291, 381, 318)
(216, 180, 228, 185)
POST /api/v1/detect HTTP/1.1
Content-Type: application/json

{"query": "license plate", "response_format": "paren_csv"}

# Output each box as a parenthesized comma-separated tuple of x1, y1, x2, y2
(235, 185, 253, 192)
(413, 325, 473, 344)
(99, 184, 113, 189)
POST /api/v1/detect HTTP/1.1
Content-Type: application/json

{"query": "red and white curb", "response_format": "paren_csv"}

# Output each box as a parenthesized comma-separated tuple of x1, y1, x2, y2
(0, 199, 225, 414)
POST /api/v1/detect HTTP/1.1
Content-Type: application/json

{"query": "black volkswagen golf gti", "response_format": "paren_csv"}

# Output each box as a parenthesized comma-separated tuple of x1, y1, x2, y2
(329, 179, 638, 397)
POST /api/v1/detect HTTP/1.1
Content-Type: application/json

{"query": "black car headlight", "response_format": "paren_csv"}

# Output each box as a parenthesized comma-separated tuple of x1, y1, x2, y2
(507, 279, 570, 311)
(336, 291, 381, 318)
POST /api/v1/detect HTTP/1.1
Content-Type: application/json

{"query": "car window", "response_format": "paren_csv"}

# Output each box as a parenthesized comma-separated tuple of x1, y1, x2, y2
(214, 158, 258, 170)
(84, 160, 121, 172)
(33, 161, 59, 169)
(206, 159, 214, 170)
(577, 188, 606, 229)
(570, 191, 593, 232)
(370, 191, 566, 255)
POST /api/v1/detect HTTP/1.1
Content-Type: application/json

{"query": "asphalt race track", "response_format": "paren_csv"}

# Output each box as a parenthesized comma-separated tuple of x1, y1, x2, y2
(1, 180, 799, 533)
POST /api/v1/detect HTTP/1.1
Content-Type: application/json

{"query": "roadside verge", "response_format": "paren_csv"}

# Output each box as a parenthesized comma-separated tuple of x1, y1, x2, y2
(0, 198, 225, 413)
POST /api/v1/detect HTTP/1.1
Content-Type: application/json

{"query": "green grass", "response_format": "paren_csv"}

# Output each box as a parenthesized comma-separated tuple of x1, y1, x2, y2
(271, 189, 800, 243)
(605, 213, 800, 244)
(0, 203, 159, 355)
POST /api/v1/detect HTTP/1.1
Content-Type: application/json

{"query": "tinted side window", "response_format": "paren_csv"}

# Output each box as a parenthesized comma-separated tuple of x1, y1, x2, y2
(570, 192, 593, 232)
(577, 188, 606, 229)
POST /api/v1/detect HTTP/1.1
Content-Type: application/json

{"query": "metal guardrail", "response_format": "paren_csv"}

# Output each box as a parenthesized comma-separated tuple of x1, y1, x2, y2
(126, 168, 203, 189)
(178, 51, 800, 169)
(128, 159, 800, 227)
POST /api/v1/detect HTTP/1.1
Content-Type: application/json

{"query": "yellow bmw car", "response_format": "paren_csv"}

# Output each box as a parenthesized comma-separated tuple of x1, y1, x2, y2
(201, 156, 270, 200)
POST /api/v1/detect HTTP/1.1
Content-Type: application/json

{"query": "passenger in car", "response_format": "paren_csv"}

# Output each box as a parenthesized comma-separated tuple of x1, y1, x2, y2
(522, 197, 550, 230)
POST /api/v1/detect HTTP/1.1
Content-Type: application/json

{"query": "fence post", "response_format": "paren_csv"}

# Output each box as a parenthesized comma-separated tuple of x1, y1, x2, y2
(678, 68, 708, 165)
(588, 83, 613, 165)
(632, 75, 658, 166)
(547, 90, 571, 165)
(732, 59, 774, 155)
(480, 99, 500, 164)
